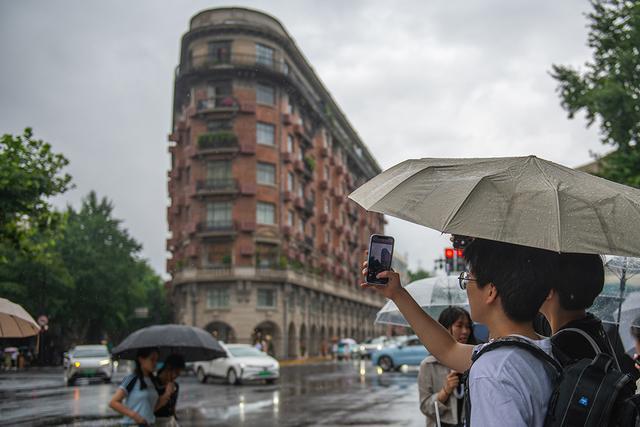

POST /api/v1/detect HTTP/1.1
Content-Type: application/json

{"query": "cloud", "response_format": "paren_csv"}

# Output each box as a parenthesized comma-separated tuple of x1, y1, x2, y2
(0, 0, 602, 276)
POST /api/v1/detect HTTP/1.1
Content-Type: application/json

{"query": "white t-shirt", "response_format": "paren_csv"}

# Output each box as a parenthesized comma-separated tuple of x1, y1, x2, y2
(468, 337, 556, 427)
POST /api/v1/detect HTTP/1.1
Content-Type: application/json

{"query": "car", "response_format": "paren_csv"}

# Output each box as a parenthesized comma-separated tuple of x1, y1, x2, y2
(336, 338, 358, 360)
(64, 345, 113, 386)
(193, 343, 279, 385)
(358, 336, 391, 359)
(371, 335, 429, 372)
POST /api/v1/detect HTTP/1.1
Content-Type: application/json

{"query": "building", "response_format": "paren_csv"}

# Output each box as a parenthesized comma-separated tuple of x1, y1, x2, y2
(167, 7, 387, 358)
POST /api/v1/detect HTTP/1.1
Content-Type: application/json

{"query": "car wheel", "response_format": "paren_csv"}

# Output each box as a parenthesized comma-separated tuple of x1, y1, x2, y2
(196, 367, 208, 384)
(226, 368, 239, 385)
(378, 356, 393, 372)
(66, 377, 75, 386)
(266, 378, 278, 385)
(103, 377, 111, 384)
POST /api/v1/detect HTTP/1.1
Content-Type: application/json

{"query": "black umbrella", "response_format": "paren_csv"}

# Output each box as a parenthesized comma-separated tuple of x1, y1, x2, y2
(112, 324, 226, 362)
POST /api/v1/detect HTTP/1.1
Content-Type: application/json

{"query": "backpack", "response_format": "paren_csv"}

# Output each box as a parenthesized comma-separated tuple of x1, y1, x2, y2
(463, 335, 640, 427)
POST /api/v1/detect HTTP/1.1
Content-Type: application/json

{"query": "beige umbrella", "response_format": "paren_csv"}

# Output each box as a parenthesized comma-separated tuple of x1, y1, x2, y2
(349, 155, 640, 257)
(0, 298, 40, 337)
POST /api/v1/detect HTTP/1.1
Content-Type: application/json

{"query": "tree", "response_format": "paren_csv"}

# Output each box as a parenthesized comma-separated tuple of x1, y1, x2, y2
(0, 128, 73, 252)
(551, 0, 640, 186)
(408, 268, 432, 282)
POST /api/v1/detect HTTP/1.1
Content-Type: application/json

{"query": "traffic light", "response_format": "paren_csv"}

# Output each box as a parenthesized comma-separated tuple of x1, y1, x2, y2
(444, 247, 465, 273)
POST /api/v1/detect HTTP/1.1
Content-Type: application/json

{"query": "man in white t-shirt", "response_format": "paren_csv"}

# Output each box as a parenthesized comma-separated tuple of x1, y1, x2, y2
(362, 237, 560, 426)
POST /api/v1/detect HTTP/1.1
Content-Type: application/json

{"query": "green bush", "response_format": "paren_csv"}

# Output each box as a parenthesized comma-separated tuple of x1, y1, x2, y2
(197, 131, 238, 149)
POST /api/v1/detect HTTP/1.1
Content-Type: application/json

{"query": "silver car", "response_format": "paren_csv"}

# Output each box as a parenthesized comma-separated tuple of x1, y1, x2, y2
(64, 345, 113, 386)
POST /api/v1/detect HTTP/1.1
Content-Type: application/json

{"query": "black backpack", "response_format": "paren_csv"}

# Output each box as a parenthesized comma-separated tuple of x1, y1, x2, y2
(463, 335, 640, 427)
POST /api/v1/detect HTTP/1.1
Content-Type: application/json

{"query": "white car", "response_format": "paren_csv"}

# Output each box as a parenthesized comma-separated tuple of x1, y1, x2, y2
(64, 345, 113, 386)
(358, 336, 391, 359)
(193, 343, 279, 385)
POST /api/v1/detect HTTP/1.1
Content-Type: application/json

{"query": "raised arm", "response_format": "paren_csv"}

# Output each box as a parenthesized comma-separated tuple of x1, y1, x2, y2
(362, 265, 474, 372)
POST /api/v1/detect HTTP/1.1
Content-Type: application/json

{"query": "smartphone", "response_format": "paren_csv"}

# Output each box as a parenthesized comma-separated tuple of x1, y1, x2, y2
(366, 234, 395, 285)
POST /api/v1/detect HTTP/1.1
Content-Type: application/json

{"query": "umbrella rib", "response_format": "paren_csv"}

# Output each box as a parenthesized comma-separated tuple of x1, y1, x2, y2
(533, 158, 561, 252)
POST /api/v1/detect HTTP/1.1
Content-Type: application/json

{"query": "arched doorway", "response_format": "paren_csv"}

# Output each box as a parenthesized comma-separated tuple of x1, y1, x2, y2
(299, 324, 308, 357)
(319, 326, 327, 356)
(253, 321, 281, 358)
(204, 321, 236, 343)
(288, 322, 297, 359)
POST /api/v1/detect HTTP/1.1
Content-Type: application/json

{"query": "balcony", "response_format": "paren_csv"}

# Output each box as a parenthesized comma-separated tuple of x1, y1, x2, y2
(294, 197, 305, 210)
(282, 152, 292, 163)
(283, 191, 293, 202)
(293, 159, 304, 173)
(303, 236, 314, 251)
(178, 53, 288, 77)
(282, 113, 292, 125)
(303, 198, 315, 216)
(195, 178, 238, 196)
(197, 220, 237, 238)
(195, 132, 239, 156)
(193, 96, 241, 117)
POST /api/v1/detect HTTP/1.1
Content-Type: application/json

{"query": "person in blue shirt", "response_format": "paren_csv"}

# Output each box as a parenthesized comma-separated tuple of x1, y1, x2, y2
(109, 347, 175, 426)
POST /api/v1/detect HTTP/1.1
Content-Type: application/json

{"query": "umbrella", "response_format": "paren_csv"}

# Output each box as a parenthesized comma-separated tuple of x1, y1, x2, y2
(112, 324, 226, 362)
(0, 298, 40, 338)
(349, 156, 640, 257)
(376, 275, 469, 326)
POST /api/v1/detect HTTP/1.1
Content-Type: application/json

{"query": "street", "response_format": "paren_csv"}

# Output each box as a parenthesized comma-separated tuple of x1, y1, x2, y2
(0, 360, 424, 426)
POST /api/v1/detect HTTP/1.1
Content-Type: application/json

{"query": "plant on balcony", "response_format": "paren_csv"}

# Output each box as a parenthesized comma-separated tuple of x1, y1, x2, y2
(278, 255, 288, 270)
(197, 131, 238, 149)
(222, 254, 232, 266)
(304, 155, 316, 171)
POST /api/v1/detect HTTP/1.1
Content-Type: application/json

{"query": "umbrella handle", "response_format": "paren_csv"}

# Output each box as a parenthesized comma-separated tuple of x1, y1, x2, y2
(434, 400, 441, 427)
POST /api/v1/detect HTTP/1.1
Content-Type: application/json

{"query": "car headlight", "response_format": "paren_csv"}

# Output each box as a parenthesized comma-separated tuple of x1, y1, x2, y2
(360, 346, 365, 351)
(240, 363, 246, 369)
(99, 359, 111, 366)
(74, 361, 81, 368)
(376, 345, 383, 350)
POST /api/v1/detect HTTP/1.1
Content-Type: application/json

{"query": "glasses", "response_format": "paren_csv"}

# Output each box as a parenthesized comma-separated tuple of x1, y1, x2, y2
(458, 271, 477, 290)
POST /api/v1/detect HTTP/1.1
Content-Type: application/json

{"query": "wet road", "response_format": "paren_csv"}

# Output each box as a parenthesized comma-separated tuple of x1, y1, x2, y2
(0, 360, 424, 426)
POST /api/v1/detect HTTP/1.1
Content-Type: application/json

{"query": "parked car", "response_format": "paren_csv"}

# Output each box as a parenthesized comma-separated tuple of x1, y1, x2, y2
(358, 336, 391, 359)
(336, 338, 358, 360)
(64, 345, 113, 386)
(371, 335, 429, 371)
(193, 343, 279, 385)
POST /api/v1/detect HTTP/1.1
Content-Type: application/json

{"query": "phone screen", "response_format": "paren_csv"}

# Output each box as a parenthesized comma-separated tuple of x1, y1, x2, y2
(367, 235, 395, 285)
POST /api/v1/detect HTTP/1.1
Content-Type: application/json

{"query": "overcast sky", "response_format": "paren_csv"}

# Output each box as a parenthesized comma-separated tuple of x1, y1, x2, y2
(0, 0, 603, 277)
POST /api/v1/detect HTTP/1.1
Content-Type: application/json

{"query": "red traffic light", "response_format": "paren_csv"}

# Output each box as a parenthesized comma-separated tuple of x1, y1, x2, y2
(445, 248, 454, 259)
(457, 249, 464, 258)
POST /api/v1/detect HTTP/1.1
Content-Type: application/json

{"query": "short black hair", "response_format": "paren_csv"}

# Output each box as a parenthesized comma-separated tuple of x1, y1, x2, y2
(163, 354, 186, 370)
(438, 306, 477, 345)
(553, 253, 604, 310)
(463, 238, 559, 323)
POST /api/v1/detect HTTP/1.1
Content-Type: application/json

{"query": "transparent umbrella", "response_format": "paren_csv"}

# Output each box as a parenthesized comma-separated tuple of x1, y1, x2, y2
(375, 275, 468, 327)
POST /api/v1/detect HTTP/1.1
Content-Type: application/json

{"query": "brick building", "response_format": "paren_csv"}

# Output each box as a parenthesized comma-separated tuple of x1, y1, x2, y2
(167, 7, 386, 358)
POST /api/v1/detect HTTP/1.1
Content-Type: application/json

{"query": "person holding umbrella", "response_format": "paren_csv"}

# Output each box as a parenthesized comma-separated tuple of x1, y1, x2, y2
(154, 354, 186, 427)
(109, 347, 175, 426)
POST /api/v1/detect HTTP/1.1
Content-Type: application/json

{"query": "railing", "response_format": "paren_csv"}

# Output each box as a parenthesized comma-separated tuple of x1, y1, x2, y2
(304, 198, 315, 214)
(196, 178, 238, 192)
(195, 96, 238, 112)
(178, 53, 289, 76)
(197, 132, 238, 150)
(197, 220, 235, 232)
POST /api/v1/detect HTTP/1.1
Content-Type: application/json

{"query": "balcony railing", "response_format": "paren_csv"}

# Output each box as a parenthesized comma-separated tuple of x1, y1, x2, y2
(196, 178, 238, 194)
(197, 132, 239, 151)
(195, 96, 237, 113)
(179, 53, 288, 76)
(197, 220, 235, 234)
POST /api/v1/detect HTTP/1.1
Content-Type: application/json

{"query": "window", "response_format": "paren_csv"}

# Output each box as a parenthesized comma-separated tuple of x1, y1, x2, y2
(297, 183, 304, 198)
(207, 120, 232, 131)
(206, 202, 232, 228)
(341, 212, 346, 225)
(298, 218, 305, 234)
(325, 198, 331, 214)
(325, 230, 330, 244)
(257, 122, 275, 146)
(207, 288, 229, 308)
(287, 135, 294, 152)
(310, 190, 315, 203)
(283, 61, 289, 75)
(257, 202, 275, 225)
(257, 289, 276, 308)
(257, 162, 276, 185)
(202, 243, 232, 267)
(287, 210, 294, 226)
(324, 165, 330, 180)
(256, 44, 274, 67)
(256, 83, 275, 105)
(287, 172, 294, 191)
(256, 243, 278, 268)
(207, 160, 231, 180)
(311, 224, 316, 237)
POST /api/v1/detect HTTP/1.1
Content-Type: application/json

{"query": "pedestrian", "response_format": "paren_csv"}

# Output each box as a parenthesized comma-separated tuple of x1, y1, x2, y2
(537, 253, 639, 380)
(362, 237, 560, 426)
(418, 307, 476, 427)
(155, 354, 185, 427)
(109, 347, 173, 426)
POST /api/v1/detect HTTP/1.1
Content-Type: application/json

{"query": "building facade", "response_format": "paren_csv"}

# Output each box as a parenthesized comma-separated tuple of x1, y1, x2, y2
(167, 7, 387, 358)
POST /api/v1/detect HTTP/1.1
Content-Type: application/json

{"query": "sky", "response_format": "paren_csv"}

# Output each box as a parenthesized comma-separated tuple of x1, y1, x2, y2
(0, 0, 604, 277)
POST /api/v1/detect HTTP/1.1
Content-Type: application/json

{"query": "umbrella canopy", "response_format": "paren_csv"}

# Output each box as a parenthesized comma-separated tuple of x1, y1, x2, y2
(349, 156, 640, 256)
(112, 324, 226, 362)
(0, 298, 40, 338)
(376, 275, 469, 326)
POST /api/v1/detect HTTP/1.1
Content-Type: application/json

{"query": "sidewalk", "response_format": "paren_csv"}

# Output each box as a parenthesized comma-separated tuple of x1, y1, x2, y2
(278, 355, 332, 366)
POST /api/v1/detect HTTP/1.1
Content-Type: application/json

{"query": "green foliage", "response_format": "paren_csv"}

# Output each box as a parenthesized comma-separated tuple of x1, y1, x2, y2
(551, 0, 640, 185)
(0, 128, 73, 253)
(197, 131, 238, 149)
(408, 268, 432, 282)
(304, 155, 316, 171)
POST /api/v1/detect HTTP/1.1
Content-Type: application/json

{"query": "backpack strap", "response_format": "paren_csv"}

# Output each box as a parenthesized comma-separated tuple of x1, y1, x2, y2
(555, 327, 622, 371)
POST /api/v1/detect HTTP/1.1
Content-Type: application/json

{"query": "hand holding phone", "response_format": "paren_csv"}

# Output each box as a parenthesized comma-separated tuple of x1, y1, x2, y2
(366, 234, 395, 285)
